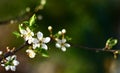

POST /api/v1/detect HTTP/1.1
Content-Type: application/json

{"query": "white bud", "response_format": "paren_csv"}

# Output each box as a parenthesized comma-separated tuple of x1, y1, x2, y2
(58, 31, 62, 35)
(55, 38, 59, 41)
(62, 29, 66, 34)
(26, 7, 30, 12)
(48, 26, 52, 30)
(41, 0, 46, 5)
(38, 15, 43, 20)
(10, 20, 14, 24)
(20, 24, 23, 26)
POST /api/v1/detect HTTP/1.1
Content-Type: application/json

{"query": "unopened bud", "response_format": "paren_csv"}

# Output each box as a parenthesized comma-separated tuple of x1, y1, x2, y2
(58, 31, 62, 35)
(48, 26, 52, 31)
(41, 0, 46, 5)
(20, 24, 23, 26)
(62, 29, 66, 34)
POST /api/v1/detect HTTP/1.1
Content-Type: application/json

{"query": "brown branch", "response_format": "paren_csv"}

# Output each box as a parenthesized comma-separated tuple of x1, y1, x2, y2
(70, 42, 117, 54)
(0, 41, 118, 62)
(0, 42, 28, 62)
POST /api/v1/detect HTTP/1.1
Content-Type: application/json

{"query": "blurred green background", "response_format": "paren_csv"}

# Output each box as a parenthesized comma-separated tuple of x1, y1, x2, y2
(0, 0, 119, 73)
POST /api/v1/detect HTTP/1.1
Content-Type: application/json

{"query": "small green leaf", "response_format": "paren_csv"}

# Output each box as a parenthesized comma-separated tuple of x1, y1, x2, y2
(13, 31, 21, 38)
(66, 36, 72, 41)
(118, 50, 120, 54)
(106, 38, 118, 49)
(19, 24, 24, 31)
(29, 14, 36, 26)
(42, 53, 49, 57)
(23, 21, 29, 26)
(41, 49, 49, 57)
(54, 33, 60, 38)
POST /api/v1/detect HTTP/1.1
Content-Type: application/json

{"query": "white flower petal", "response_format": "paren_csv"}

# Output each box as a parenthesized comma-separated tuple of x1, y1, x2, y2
(10, 66, 16, 71)
(55, 43, 61, 48)
(65, 43, 70, 47)
(61, 47, 66, 52)
(28, 37, 34, 44)
(13, 60, 19, 66)
(33, 43, 40, 49)
(31, 32, 34, 36)
(43, 37, 50, 43)
(56, 39, 62, 44)
(37, 31, 43, 40)
(26, 49, 31, 52)
(62, 39, 66, 43)
(11, 55, 16, 59)
(33, 38, 39, 43)
(6, 56, 11, 61)
(20, 29, 26, 35)
(29, 52, 36, 58)
(41, 44, 48, 50)
(1, 64, 5, 67)
(5, 66, 10, 71)
(26, 27, 31, 32)
(26, 49, 36, 58)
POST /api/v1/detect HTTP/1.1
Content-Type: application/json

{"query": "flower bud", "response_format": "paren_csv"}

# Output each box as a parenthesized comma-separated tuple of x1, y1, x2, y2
(62, 29, 66, 34)
(58, 31, 62, 35)
(48, 26, 52, 31)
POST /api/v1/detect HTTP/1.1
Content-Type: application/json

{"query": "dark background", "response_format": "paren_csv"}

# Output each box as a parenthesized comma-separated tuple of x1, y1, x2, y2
(0, 0, 120, 73)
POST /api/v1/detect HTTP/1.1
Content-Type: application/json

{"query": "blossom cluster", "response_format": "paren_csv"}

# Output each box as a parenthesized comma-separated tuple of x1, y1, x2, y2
(19, 25, 51, 58)
(48, 26, 71, 52)
(19, 24, 71, 58)
(0, 48, 19, 71)
(55, 29, 71, 52)
(0, 14, 71, 71)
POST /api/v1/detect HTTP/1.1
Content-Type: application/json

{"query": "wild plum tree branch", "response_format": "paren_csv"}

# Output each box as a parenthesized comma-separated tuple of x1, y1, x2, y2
(0, 40, 118, 63)
(70, 42, 116, 53)
(0, 12, 119, 71)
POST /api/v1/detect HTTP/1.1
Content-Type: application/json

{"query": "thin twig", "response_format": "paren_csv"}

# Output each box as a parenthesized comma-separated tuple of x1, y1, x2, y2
(0, 42, 28, 62)
(70, 42, 116, 54)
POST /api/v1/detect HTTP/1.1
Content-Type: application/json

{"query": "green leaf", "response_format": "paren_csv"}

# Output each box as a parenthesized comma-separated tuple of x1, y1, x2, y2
(29, 14, 36, 26)
(118, 50, 120, 54)
(19, 24, 24, 31)
(41, 49, 49, 57)
(66, 36, 72, 41)
(23, 21, 29, 26)
(13, 31, 21, 38)
(106, 38, 118, 49)
(34, 48, 49, 57)
(54, 33, 60, 38)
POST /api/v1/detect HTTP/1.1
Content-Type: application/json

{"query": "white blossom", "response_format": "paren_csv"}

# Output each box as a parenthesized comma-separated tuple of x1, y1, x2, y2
(20, 27, 34, 44)
(26, 49, 36, 58)
(32, 31, 50, 50)
(55, 38, 70, 52)
(1, 55, 19, 71)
